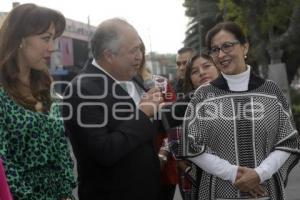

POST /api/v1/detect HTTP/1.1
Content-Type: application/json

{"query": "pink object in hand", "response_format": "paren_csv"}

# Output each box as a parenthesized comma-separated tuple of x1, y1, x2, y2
(0, 159, 13, 200)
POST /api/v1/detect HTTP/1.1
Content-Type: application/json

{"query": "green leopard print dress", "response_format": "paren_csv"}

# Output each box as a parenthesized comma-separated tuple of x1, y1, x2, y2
(0, 87, 76, 200)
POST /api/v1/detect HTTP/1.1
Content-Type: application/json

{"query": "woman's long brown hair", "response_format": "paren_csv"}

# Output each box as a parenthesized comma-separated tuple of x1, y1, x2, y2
(0, 3, 65, 111)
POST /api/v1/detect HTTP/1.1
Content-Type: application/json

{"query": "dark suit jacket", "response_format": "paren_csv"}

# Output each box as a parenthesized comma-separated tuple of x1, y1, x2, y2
(63, 63, 160, 200)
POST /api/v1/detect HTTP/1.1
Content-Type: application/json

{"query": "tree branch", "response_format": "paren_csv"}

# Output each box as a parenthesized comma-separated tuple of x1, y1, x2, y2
(278, 1, 300, 46)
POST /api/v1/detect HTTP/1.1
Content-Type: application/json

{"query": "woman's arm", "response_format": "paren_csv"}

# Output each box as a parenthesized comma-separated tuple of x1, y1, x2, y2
(255, 150, 290, 183)
(188, 152, 238, 183)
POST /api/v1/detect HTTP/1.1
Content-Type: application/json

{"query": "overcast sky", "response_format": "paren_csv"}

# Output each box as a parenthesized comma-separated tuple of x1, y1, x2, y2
(0, 0, 189, 54)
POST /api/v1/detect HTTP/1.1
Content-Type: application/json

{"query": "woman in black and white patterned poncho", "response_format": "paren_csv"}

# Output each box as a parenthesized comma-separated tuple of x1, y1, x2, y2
(181, 21, 300, 200)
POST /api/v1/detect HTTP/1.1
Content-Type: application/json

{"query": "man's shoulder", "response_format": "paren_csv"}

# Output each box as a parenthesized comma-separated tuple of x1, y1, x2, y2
(70, 64, 111, 87)
(64, 66, 113, 101)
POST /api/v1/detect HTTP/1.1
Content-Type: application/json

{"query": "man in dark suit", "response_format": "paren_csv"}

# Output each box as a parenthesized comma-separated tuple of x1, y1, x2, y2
(63, 18, 163, 200)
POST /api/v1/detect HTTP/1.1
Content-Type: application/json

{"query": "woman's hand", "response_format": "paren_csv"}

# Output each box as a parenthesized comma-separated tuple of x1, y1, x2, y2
(249, 185, 266, 198)
(234, 166, 263, 194)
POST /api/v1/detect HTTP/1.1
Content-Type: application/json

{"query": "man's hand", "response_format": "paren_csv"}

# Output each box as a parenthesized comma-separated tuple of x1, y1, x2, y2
(158, 150, 169, 170)
(139, 87, 164, 117)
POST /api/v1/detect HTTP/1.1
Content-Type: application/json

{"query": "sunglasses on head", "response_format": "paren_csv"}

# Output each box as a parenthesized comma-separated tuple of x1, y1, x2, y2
(176, 60, 188, 67)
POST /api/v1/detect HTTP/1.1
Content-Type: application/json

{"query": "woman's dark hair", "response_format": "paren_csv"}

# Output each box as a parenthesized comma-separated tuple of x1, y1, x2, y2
(183, 50, 215, 93)
(205, 21, 247, 50)
(0, 3, 66, 111)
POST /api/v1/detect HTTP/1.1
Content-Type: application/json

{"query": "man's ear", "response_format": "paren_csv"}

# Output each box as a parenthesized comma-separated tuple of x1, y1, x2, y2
(103, 49, 115, 64)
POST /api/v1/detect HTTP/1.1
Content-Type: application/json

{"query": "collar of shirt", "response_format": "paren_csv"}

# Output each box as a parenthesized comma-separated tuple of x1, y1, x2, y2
(92, 59, 119, 83)
(92, 59, 141, 104)
(221, 65, 251, 91)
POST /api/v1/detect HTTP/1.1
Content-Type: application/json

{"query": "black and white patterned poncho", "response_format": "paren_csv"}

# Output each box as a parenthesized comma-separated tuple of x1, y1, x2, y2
(180, 72, 300, 200)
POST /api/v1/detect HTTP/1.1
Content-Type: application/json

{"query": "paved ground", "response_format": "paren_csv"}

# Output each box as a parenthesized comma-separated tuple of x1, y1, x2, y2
(286, 161, 300, 200)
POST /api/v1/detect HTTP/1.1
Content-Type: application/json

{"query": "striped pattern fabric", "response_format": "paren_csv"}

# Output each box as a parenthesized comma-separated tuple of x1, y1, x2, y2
(180, 75, 300, 200)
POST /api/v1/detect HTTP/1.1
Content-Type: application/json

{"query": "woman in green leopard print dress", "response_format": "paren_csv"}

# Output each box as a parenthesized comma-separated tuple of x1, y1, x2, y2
(0, 4, 76, 200)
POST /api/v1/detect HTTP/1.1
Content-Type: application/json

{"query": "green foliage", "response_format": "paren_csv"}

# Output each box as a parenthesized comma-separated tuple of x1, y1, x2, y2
(218, 0, 296, 37)
(218, 0, 249, 36)
(291, 88, 300, 105)
(291, 88, 300, 122)
(182, 0, 194, 8)
(184, 0, 300, 78)
(260, 0, 297, 34)
(293, 105, 300, 114)
(183, 0, 197, 17)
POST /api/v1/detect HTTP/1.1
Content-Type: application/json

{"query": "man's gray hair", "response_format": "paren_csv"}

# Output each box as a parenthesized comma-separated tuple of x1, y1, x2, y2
(91, 18, 132, 60)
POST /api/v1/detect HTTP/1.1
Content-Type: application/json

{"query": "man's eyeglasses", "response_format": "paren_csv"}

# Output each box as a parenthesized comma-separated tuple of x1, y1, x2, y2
(176, 60, 188, 67)
(209, 41, 240, 57)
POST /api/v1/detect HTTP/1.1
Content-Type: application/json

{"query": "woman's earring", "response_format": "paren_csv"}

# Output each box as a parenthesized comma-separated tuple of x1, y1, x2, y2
(19, 43, 23, 49)
(244, 54, 247, 59)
